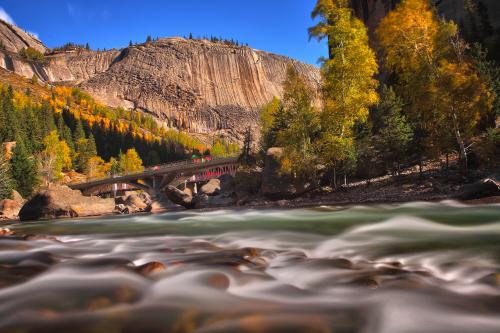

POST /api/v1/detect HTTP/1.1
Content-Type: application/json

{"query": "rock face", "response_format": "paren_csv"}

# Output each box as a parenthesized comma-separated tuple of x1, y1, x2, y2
(0, 20, 47, 54)
(0, 21, 320, 143)
(18, 185, 116, 221)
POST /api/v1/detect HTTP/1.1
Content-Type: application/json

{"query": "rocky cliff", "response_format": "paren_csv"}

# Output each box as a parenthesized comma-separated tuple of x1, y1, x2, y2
(0, 20, 320, 143)
(351, 0, 500, 33)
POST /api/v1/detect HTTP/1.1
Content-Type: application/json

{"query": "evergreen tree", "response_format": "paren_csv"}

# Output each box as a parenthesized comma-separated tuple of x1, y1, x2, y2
(75, 134, 97, 173)
(73, 119, 86, 143)
(146, 35, 152, 43)
(57, 116, 75, 151)
(85, 42, 90, 50)
(377, 86, 413, 175)
(0, 86, 21, 142)
(0, 149, 14, 200)
(10, 140, 38, 198)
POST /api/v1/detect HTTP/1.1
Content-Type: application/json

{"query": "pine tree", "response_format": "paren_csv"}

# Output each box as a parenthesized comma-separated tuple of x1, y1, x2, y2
(0, 86, 21, 142)
(378, 86, 413, 175)
(0, 149, 14, 200)
(73, 119, 86, 143)
(85, 42, 90, 50)
(57, 116, 74, 151)
(10, 140, 38, 198)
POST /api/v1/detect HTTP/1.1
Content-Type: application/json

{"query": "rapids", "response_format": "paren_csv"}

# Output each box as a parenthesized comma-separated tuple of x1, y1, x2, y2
(0, 201, 499, 333)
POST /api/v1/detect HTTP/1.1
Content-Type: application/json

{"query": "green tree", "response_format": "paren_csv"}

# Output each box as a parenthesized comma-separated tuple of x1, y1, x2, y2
(0, 149, 14, 200)
(75, 134, 97, 173)
(10, 140, 38, 197)
(275, 66, 320, 178)
(259, 96, 281, 151)
(377, 86, 413, 175)
(0, 86, 21, 142)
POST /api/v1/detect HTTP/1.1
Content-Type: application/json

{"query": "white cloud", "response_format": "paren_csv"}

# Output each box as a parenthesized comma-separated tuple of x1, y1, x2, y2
(0, 7, 15, 25)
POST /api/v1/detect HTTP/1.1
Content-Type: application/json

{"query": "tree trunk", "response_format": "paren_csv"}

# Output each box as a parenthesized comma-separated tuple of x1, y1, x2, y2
(333, 167, 337, 190)
(452, 112, 468, 175)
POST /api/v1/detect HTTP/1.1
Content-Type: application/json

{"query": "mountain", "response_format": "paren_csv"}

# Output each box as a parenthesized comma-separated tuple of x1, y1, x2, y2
(0, 21, 320, 144)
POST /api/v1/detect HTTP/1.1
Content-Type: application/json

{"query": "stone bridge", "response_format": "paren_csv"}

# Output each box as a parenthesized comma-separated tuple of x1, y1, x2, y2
(68, 157, 239, 207)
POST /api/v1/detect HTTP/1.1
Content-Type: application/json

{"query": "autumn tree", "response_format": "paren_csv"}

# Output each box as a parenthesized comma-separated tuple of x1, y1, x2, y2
(376, 0, 493, 172)
(119, 148, 144, 174)
(39, 131, 72, 184)
(310, 0, 378, 187)
(86, 156, 109, 179)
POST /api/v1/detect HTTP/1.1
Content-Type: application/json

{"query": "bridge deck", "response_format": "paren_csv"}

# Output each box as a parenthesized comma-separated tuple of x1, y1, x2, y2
(69, 157, 239, 190)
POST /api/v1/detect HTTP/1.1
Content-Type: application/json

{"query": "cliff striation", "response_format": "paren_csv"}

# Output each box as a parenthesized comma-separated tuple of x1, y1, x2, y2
(0, 20, 320, 143)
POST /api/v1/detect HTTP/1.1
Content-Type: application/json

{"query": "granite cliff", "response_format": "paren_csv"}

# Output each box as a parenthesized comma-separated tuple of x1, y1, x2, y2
(0, 20, 320, 143)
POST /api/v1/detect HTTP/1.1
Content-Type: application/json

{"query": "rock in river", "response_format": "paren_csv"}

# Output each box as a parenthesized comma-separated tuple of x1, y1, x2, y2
(19, 185, 116, 221)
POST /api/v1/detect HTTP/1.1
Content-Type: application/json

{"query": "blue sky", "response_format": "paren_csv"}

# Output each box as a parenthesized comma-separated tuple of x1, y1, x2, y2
(0, 0, 327, 65)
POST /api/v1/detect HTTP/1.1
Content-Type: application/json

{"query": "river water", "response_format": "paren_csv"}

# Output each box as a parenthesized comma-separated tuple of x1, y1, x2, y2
(0, 202, 499, 333)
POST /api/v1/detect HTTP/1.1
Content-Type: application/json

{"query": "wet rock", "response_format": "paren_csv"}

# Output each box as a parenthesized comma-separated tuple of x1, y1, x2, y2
(193, 193, 237, 209)
(0, 199, 23, 220)
(330, 258, 354, 269)
(125, 194, 152, 212)
(22, 234, 59, 242)
(115, 204, 130, 214)
(19, 185, 116, 221)
(200, 179, 221, 196)
(165, 185, 194, 208)
(458, 174, 500, 200)
(205, 273, 230, 290)
(0, 227, 14, 236)
(478, 273, 500, 287)
(261, 147, 314, 199)
(135, 261, 167, 275)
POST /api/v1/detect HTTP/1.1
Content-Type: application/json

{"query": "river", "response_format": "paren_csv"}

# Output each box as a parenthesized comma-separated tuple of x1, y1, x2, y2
(0, 201, 499, 333)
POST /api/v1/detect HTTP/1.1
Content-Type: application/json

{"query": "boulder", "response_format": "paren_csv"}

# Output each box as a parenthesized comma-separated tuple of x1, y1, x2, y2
(261, 147, 314, 200)
(200, 179, 221, 196)
(193, 193, 237, 209)
(11, 190, 25, 205)
(0, 199, 22, 220)
(458, 175, 500, 200)
(125, 194, 151, 212)
(164, 185, 193, 208)
(19, 185, 116, 221)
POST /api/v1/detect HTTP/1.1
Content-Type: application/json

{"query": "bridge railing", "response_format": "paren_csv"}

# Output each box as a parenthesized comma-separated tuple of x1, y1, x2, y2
(68, 156, 239, 187)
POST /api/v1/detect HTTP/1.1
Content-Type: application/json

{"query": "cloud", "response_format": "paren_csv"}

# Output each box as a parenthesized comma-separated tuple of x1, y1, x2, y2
(0, 7, 15, 25)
